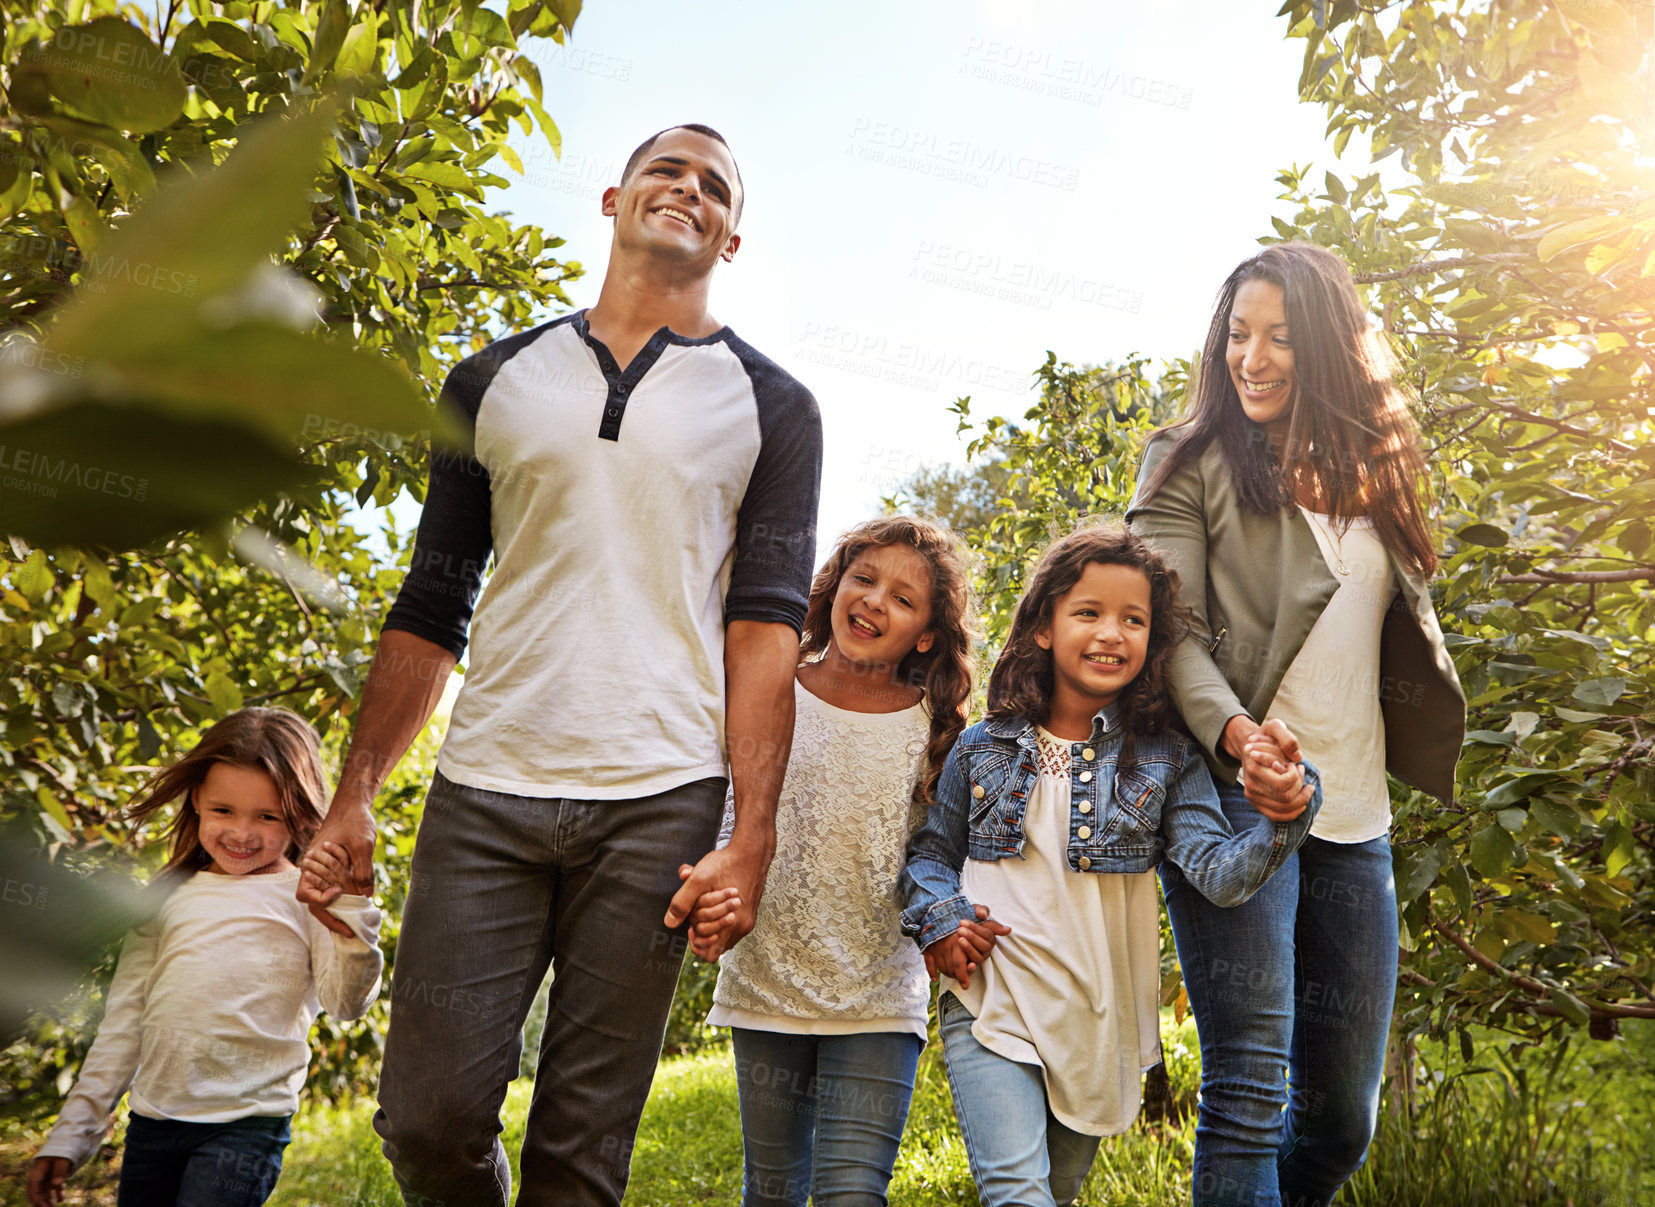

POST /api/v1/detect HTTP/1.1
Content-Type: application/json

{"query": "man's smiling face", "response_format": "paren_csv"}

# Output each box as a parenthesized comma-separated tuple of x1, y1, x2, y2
(603, 127, 742, 270)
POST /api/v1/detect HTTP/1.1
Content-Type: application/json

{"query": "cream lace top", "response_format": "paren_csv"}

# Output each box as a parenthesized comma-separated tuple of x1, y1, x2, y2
(708, 677, 931, 1038)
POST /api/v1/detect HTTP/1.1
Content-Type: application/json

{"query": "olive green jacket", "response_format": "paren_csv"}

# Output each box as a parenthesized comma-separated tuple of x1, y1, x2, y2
(1125, 433, 1465, 804)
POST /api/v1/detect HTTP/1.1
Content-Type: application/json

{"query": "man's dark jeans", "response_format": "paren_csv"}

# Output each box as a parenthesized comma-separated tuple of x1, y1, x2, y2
(374, 770, 726, 1207)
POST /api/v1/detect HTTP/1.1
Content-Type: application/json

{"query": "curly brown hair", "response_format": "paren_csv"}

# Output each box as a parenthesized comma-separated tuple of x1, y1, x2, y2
(128, 707, 329, 880)
(800, 516, 977, 805)
(986, 524, 1189, 772)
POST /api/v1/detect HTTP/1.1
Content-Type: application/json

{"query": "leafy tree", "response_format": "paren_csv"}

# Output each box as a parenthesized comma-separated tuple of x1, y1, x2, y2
(904, 0, 1655, 1050)
(1, 0, 585, 1111)
(1272, 0, 1654, 1045)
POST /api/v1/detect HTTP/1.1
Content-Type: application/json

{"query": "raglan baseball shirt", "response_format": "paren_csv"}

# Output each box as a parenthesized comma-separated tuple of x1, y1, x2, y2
(383, 311, 823, 800)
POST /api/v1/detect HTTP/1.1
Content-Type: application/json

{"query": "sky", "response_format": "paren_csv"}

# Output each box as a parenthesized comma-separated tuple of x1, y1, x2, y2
(362, 1, 1368, 563)
(482, 0, 1352, 551)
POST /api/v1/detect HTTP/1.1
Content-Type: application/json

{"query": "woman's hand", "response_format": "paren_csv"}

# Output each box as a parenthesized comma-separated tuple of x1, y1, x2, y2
(1223, 716, 1314, 821)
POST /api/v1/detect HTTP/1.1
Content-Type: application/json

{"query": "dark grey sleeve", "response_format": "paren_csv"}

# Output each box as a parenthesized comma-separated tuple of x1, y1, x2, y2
(381, 331, 539, 659)
(723, 336, 823, 633)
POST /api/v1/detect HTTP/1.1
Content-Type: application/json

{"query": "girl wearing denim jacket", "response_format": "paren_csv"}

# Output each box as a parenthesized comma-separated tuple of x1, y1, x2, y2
(899, 525, 1321, 1207)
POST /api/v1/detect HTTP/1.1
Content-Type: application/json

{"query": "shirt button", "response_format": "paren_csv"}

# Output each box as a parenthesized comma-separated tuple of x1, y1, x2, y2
(606, 407, 619, 417)
(1078, 856, 1092, 871)
(1078, 801, 1092, 814)
(972, 784, 985, 799)
(1082, 747, 1095, 761)
(1079, 770, 1092, 783)
(1077, 825, 1092, 840)
(617, 382, 630, 394)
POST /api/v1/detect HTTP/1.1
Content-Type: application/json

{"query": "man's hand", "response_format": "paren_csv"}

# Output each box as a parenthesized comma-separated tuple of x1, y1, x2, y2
(298, 804, 376, 937)
(27, 1156, 70, 1207)
(293, 631, 455, 935)
(666, 837, 771, 961)
(1223, 715, 1313, 821)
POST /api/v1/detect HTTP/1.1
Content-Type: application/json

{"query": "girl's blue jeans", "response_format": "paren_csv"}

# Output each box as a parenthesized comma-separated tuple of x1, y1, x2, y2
(937, 991, 1100, 1207)
(730, 1026, 922, 1206)
(116, 1112, 291, 1207)
(1162, 781, 1398, 1207)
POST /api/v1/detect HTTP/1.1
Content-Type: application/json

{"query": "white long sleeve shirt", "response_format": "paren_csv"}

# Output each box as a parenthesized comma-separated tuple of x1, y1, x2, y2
(37, 867, 382, 1172)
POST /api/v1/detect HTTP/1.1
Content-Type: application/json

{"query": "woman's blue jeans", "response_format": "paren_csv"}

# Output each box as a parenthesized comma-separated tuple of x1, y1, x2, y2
(1162, 782, 1398, 1207)
(731, 1026, 922, 1206)
(937, 991, 1100, 1207)
(116, 1113, 291, 1207)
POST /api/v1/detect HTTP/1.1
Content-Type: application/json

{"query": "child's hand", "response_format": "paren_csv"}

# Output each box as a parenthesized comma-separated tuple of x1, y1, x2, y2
(27, 1156, 70, 1207)
(678, 865, 742, 962)
(923, 905, 1011, 991)
(1240, 720, 1313, 821)
(956, 904, 1012, 964)
(299, 841, 361, 905)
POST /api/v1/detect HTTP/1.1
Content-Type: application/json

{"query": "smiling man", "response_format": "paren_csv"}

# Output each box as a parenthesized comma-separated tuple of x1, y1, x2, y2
(296, 124, 822, 1207)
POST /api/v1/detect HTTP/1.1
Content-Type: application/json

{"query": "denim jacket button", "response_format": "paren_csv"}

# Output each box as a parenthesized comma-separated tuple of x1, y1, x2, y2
(972, 784, 985, 799)
(1078, 801, 1092, 814)
(1078, 856, 1092, 870)
(1082, 747, 1096, 761)
(1077, 825, 1092, 840)
(1078, 770, 1092, 783)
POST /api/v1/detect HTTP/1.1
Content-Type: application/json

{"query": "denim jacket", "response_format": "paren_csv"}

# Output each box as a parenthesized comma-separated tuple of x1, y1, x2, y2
(898, 703, 1323, 950)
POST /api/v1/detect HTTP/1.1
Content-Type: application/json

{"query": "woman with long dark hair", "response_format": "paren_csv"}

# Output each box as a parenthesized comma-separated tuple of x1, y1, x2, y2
(1126, 243, 1465, 1207)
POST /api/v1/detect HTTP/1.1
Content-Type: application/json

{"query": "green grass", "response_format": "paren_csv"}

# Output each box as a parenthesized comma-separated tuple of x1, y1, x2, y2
(5, 1015, 1649, 1206)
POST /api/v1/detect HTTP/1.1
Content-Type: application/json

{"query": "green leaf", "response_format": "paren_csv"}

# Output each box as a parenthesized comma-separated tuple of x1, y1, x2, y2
(14, 550, 54, 603)
(44, 103, 337, 361)
(1399, 843, 1444, 901)
(1572, 678, 1626, 708)
(306, 0, 352, 80)
(1455, 522, 1509, 547)
(1470, 823, 1517, 878)
(1503, 909, 1555, 945)
(36, 19, 188, 134)
(1444, 859, 1473, 919)
(204, 669, 244, 712)
(0, 403, 318, 549)
(1548, 988, 1590, 1027)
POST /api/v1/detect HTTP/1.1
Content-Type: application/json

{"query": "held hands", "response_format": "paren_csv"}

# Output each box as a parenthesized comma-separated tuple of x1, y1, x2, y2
(667, 836, 771, 962)
(922, 904, 1011, 992)
(27, 1156, 70, 1207)
(296, 802, 376, 937)
(299, 841, 362, 902)
(1223, 716, 1314, 821)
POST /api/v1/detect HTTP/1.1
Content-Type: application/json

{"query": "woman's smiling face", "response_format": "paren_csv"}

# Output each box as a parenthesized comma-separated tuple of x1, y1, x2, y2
(1226, 278, 1295, 435)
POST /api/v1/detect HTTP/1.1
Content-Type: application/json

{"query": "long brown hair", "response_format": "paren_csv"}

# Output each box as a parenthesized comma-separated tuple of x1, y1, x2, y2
(128, 707, 329, 879)
(987, 525, 1188, 771)
(1138, 242, 1437, 575)
(800, 516, 976, 805)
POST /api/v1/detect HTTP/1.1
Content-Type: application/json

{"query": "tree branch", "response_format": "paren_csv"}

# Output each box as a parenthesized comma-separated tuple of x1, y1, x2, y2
(1495, 568, 1655, 584)
(1355, 253, 1525, 283)
(1431, 915, 1655, 1020)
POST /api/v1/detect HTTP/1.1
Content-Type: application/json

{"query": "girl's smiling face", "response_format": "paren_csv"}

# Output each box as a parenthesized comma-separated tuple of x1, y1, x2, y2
(194, 762, 294, 876)
(829, 543, 936, 671)
(1037, 562, 1152, 718)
